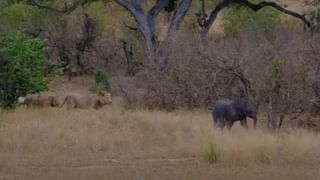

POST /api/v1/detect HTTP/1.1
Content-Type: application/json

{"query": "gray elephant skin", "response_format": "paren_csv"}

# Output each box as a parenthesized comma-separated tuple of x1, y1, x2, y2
(211, 98, 258, 130)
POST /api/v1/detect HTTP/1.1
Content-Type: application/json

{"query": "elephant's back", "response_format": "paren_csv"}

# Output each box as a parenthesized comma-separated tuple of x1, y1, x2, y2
(212, 99, 233, 118)
(213, 99, 233, 109)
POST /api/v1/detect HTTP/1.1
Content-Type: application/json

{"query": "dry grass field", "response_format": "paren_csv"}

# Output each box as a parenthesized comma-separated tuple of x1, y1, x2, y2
(1, 0, 320, 179)
(1, 103, 320, 180)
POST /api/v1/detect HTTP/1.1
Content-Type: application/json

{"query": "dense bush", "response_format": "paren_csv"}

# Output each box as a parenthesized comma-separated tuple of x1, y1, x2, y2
(201, 140, 220, 164)
(1, 0, 319, 122)
(118, 27, 319, 113)
(307, 8, 320, 32)
(89, 69, 111, 92)
(0, 3, 43, 34)
(222, 4, 280, 37)
(0, 32, 60, 109)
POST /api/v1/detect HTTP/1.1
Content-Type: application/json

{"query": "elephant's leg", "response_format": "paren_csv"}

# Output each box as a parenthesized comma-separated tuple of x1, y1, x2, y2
(214, 119, 226, 132)
(213, 118, 218, 126)
(219, 121, 226, 132)
(212, 112, 219, 127)
(218, 125, 224, 132)
(214, 119, 222, 128)
(226, 121, 234, 130)
(240, 118, 248, 129)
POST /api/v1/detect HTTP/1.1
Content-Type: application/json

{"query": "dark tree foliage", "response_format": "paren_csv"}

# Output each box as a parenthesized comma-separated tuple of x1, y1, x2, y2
(158, 0, 179, 13)
(0, 33, 61, 110)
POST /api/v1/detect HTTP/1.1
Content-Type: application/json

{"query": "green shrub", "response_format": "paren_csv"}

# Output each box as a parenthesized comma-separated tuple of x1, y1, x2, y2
(0, 3, 44, 34)
(89, 69, 110, 92)
(0, 32, 61, 110)
(222, 3, 280, 37)
(201, 140, 220, 164)
(307, 8, 320, 31)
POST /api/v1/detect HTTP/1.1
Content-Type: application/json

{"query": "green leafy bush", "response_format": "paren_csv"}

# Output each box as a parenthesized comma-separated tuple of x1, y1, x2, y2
(222, 3, 280, 37)
(89, 69, 110, 92)
(0, 32, 61, 110)
(201, 140, 220, 164)
(307, 8, 320, 31)
(0, 3, 43, 33)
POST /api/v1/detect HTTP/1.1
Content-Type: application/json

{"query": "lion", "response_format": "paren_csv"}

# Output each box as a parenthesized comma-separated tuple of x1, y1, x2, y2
(60, 91, 112, 110)
(19, 94, 60, 108)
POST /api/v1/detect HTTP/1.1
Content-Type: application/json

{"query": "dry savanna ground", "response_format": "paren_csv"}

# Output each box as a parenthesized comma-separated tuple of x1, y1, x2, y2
(0, 102, 320, 180)
(0, 75, 319, 180)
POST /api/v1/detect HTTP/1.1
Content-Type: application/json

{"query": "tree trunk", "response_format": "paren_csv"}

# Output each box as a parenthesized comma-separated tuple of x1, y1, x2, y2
(145, 35, 158, 70)
(157, 0, 192, 74)
(267, 95, 277, 130)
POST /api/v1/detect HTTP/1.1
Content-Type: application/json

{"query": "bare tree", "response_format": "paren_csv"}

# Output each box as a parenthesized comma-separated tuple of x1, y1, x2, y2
(29, 0, 192, 75)
(198, 0, 313, 38)
(28, 0, 85, 14)
(115, 0, 192, 74)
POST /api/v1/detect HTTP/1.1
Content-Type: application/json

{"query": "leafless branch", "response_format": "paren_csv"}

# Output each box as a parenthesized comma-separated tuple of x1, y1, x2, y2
(200, 0, 313, 37)
(167, 0, 192, 35)
(148, 0, 171, 21)
(200, 0, 233, 36)
(238, 0, 312, 29)
(28, 0, 86, 14)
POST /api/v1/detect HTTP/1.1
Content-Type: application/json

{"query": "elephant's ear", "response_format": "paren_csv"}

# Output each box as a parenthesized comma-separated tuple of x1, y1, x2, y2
(240, 96, 250, 104)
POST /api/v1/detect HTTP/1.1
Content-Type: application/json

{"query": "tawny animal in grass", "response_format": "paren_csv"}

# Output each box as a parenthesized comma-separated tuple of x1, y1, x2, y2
(19, 94, 60, 108)
(210, 97, 259, 130)
(60, 91, 112, 110)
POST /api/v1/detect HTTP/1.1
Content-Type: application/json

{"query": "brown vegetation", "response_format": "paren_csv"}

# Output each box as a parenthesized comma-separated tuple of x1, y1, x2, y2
(0, 106, 319, 179)
(1, 1, 320, 179)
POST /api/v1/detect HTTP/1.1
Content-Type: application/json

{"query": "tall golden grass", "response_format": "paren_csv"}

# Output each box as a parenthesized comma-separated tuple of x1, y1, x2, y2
(1, 105, 319, 162)
(0, 106, 207, 157)
(200, 128, 320, 165)
(1, 105, 320, 179)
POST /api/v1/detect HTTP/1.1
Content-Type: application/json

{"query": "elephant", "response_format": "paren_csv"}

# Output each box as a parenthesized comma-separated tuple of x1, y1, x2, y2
(211, 98, 259, 130)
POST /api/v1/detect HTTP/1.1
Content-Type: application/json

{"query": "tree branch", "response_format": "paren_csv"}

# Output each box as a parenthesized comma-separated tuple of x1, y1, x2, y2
(200, 0, 313, 37)
(206, 0, 232, 27)
(114, 0, 158, 67)
(115, 0, 192, 72)
(28, 0, 86, 14)
(158, 0, 192, 72)
(114, 0, 149, 37)
(200, 0, 233, 37)
(148, 0, 170, 20)
(147, 0, 170, 34)
(115, 0, 142, 14)
(168, 0, 192, 35)
(237, 0, 312, 29)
